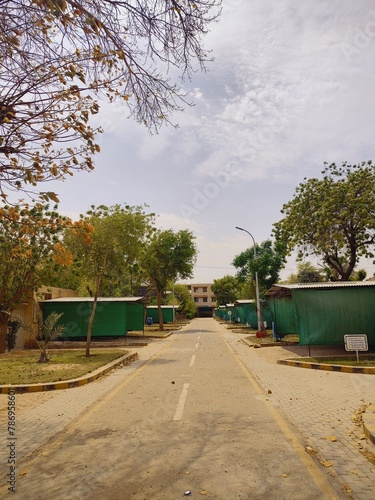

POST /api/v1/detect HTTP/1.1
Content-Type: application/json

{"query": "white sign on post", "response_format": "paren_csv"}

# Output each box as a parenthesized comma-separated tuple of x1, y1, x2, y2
(344, 334, 368, 362)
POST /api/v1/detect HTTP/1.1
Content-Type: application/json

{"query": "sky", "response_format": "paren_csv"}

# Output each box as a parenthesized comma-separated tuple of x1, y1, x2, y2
(42, 0, 375, 283)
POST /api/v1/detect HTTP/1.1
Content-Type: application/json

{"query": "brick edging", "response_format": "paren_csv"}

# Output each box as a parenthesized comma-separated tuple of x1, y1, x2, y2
(0, 352, 139, 394)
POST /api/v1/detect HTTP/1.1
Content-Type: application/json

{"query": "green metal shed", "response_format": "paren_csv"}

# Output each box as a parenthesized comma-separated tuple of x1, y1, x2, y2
(233, 300, 273, 328)
(266, 282, 375, 346)
(265, 290, 300, 336)
(41, 297, 147, 339)
(145, 305, 177, 323)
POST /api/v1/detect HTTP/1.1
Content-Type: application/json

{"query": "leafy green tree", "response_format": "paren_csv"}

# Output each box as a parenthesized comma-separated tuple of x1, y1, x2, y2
(0, 203, 75, 353)
(0, 1, 221, 201)
(287, 262, 325, 283)
(211, 275, 240, 306)
(140, 230, 197, 330)
(273, 161, 375, 281)
(232, 239, 287, 294)
(168, 284, 196, 319)
(62, 204, 155, 356)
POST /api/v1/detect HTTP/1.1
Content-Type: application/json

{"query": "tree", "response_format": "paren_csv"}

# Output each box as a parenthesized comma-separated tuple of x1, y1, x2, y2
(0, 1, 221, 200)
(0, 203, 76, 353)
(286, 262, 325, 283)
(211, 275, 240, 306)
(140, 230, 197, 330)
(232, 239, 287, 294)
(63, 204, 155, 356)
(273, 161, 375, 281)
(167, 283, 196, 319)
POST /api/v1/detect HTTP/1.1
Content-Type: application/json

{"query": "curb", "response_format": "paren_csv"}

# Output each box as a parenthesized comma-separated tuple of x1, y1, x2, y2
(276, 358, 375, 374)
(0, 352, 139, 395)
(363, 404, 375, 446)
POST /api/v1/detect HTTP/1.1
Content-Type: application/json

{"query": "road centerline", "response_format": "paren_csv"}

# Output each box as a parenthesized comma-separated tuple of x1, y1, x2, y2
(173, 383, 190, 421)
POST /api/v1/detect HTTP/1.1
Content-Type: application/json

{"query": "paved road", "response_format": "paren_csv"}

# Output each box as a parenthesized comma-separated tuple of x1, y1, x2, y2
(0, 318, 374, 499)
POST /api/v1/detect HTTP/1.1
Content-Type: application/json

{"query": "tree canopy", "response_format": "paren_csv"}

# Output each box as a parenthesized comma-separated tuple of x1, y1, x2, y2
(0, 0, 221, 200)
(0, 203, 79, 352)
(232, 239, 286, 294)
(211, 275, 240, 306)
(273, 161, 375, 281)
(286, 262, 325, 284)
(140, 229, 197, 329)
(57, 203, 155, 355)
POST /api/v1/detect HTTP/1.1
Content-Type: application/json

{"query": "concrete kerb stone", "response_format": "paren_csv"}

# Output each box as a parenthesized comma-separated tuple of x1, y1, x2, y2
(363, 404, 375, 445)
(0, 351, 139, 395)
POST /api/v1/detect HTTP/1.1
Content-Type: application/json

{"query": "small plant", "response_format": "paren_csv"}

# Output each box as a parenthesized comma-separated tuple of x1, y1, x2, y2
(23, 309, 65, 363)
(6, 320, 21, 352)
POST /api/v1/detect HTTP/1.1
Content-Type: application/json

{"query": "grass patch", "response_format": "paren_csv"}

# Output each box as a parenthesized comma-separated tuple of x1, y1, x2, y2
(297, 356, 375, 367)
(0, 349, 128, 385)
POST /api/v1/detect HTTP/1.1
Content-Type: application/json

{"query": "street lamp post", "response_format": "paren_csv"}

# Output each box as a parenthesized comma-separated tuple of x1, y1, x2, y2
(235, 226, 263, 332)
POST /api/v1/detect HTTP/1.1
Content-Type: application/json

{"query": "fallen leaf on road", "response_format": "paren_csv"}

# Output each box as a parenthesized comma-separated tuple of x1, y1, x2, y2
(199, 490, 208, 495)
(350, 470, 358, 475)
(325, 436, 337, 442)
(320, 460, 334, 467)
(343, 484, 353, 494)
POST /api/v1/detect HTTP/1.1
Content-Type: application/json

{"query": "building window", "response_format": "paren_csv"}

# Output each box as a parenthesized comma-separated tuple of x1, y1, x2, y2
(194, 297, 198, 302)
(194, 287, 198, 293)
(203, 297, 208, 303)
(211, 296, 216, 302)
(203, 287, 207, 292)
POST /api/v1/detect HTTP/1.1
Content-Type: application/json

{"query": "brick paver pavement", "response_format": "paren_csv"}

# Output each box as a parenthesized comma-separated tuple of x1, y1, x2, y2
(1, 321, 374, 499)
(221, 326, 375, 500)
(0, 339, 170, 480)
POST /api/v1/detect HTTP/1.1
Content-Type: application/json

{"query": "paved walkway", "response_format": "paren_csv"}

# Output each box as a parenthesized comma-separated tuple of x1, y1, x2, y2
(221, 326, 375, 500)
(1, 321, 374, 499)
(0, 339, 170, 480)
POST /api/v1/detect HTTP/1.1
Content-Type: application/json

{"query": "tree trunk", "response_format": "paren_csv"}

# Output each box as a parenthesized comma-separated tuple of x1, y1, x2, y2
(0, 311, 10, 354)
(86, 295, 98, 357)
(157, 290, 164, 331)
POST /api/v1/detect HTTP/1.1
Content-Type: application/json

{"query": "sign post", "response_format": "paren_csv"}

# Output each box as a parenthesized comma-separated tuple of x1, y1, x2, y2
(344, 334, 368, 363)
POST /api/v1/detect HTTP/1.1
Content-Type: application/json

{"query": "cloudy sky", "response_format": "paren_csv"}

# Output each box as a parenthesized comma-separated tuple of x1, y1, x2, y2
(46, 0, 375, 283)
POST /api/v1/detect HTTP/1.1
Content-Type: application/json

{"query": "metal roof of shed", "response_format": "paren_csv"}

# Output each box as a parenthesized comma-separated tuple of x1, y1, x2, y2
(40, 296, 147, 303)
(265, 281, 375, 298)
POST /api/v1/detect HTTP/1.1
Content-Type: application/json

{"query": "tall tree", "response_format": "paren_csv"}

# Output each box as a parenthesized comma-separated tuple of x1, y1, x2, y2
(64, 204, 155, 356)
(140, 230, 197, 330)
(211, 275, 240, 306)
(273, 161, 375, 281)
(0, 203, 80, 353)
(232, 239, 286, 294)
(286, 262, 325, 284)
(0, 1, 221, 200)
(168, 283, 196, 320)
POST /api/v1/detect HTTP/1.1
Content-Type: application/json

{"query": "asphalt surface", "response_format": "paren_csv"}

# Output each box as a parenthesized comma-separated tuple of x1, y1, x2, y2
(0, 318, 374, 499)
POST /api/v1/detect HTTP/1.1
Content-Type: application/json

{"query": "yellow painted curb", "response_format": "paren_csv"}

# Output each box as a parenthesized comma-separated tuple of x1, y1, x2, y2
(277, 358, 375, 374)
(0, 352, 139, 395)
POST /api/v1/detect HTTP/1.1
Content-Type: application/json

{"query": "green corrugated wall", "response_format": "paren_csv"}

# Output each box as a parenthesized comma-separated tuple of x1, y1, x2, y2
(42, 301, 144, 338)
(292, 288, 375, 346)
(266, 297, 300, 335)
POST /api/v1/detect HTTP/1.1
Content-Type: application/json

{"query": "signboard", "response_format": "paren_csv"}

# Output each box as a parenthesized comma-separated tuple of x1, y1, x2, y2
(344, 334, 368, 352)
